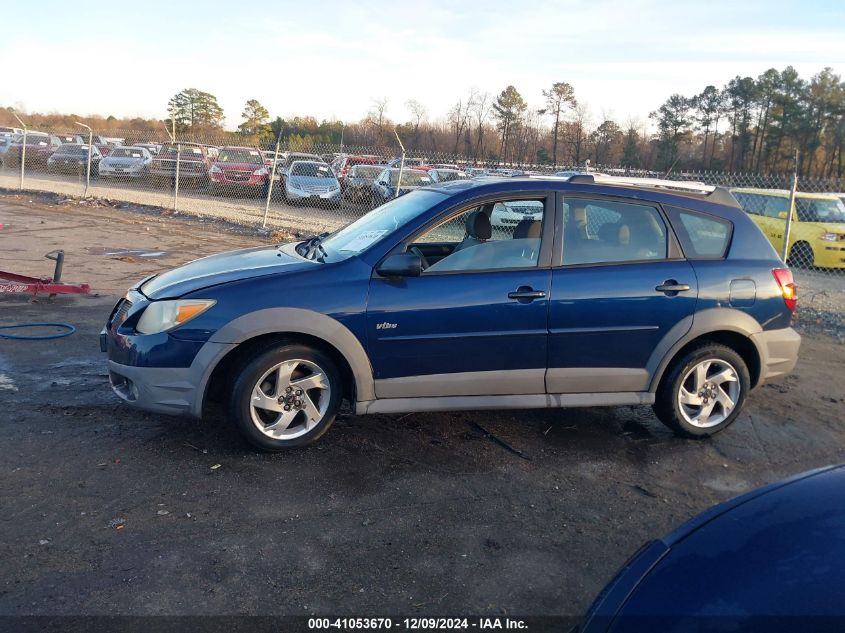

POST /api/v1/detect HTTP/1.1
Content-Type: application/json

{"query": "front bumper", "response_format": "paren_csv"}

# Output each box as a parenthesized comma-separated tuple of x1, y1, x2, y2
(751, 326, 801, 385)
(101, 294, 235, 417)
(100, 166, 145, 178)
(286, 187, 341, 201)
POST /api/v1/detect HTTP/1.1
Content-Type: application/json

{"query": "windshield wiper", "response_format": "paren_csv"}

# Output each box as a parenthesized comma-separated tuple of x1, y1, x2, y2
(296, 232, 329, 261)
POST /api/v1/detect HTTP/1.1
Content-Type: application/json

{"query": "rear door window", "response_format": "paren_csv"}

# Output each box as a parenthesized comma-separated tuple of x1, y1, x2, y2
(665, 206, 732, 259)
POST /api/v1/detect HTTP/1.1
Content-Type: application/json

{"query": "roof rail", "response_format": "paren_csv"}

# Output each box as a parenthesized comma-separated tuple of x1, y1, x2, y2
(564, 174, 738, 208)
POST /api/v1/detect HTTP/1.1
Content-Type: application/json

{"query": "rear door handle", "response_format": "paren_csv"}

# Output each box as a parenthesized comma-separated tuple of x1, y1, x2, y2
(508, 287, 546, 302)
(655, 280, 690, 295)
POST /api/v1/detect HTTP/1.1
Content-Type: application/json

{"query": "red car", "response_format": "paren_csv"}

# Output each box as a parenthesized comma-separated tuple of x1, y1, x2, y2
(4, 133, 62, 167)
(331, 154, 379, 181)
(208, 146, 270, 196)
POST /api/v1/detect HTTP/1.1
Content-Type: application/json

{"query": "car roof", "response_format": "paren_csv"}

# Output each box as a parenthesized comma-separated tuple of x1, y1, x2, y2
(419, 174, 742, 209)
(219, 145, 260, 151)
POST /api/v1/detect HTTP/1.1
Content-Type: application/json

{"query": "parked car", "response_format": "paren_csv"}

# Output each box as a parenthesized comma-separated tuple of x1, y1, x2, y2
(280, 152, 324, 174)
(208, 146, 270, 197)
(464, 167, 490, 178)
(731, 187, 845, 268)
(134, 142, 161, 156)
(3, 133, 62, 167)
(428, 168, 468, 183)
(490, 199, 544, 228)
(0, 126, 23, 136)
(283, 160, 341, 206)
(98, 146, 153, 179)
(580, 464, 845, 632)
(331, 154, 380, 181)
(54, 134, 84, 145)
(431, 163, 460, 170)
(341, 164, 384, 203)
(46, 143, 103, 176)
(101, 174, 800, 451)
(386, 157, 427, 169)
(370, 168, 433, 206)
(148, 142, 214, 188)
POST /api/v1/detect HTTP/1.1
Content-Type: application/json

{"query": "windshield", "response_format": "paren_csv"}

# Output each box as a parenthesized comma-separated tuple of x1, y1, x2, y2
(55, 145, 88, 155)
(795, 197, 845, 223)
(434, 170, 465, 182)
(351, 166, 382, 179)
(389, 170, 431, 186)
(218, 148, 263, 164)
(290, 162, 333, 178)
(162, 144, 203, 156)
(110, 148, 145, 158)
(320, 190, 447, 261)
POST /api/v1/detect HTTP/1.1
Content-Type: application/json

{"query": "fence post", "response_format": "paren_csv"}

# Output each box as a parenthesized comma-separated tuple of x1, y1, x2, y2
(75, 122, 93, 197)
(780, 150, 799, 263)
(12, 111, 26, 191)
(262, 132, 282, 229)
(173, 142, 181, 212)
(394, 127, 406, 198)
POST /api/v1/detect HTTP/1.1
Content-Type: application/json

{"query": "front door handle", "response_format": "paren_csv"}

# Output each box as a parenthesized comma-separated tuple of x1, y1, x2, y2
(655, 280, 691, 295)
(508, 286, 546, 302)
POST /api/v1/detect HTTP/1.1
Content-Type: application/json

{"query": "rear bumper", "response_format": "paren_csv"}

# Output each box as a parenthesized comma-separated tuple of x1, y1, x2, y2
(752, 326, 801, 385)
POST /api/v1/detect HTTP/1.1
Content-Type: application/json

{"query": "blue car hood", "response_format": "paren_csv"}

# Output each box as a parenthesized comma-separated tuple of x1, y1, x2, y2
(140, 242, 317, 299)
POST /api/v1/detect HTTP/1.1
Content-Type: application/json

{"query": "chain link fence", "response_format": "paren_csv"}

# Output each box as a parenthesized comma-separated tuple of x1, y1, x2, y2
(1, 127, 844, 331)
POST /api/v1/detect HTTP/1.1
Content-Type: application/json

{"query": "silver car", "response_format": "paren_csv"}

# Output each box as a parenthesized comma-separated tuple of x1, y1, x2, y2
(99, 146, 153, 179)
(284, 160, 341, 206)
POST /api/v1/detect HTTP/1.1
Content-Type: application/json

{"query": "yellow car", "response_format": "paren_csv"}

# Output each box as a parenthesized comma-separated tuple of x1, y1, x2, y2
(730, 188, 845, 268)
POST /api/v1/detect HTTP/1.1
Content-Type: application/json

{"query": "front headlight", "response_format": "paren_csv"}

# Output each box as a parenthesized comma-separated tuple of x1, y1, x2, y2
(135, 299, 216, 335)
(253, 167, 269, 176)
(820, 232, 840, 242)
(210, 164, 222, 174)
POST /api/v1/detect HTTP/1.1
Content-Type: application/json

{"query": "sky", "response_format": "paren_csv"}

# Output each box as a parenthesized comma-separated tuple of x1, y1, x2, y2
(1, 0, 844, 131)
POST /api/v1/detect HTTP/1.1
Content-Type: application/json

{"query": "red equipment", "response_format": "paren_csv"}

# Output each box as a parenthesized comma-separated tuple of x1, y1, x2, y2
(0, 251, 91, 296)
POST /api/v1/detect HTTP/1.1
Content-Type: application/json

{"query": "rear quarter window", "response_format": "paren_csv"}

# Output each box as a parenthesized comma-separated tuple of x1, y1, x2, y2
(665, 206, 733, 259)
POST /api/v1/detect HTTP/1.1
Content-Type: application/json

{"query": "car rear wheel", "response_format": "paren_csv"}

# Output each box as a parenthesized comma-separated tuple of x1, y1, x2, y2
(788, 241, 814, 269)
(229, 343, 342, 451)
(653, 343, 750, 438)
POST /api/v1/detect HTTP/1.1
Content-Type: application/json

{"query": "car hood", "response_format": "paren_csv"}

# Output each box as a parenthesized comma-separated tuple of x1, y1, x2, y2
(139, 242, 318, 300)
(289, 176, 336, 186)
(103, 156, 146, 167)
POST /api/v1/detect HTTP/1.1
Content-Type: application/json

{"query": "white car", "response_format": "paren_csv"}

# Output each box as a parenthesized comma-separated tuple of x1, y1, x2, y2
(99, 146, 153, 179)
(490, 200, 544, 228)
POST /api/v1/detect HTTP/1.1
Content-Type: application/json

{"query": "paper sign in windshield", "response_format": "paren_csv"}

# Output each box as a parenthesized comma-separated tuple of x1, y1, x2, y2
(340, 230, 388, 252)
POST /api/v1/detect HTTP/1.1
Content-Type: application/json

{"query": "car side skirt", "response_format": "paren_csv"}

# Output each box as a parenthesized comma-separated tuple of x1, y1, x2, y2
(355, 391, 654, 415)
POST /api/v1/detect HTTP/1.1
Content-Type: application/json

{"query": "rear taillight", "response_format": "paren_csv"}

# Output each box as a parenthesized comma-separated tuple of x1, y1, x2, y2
(772, 268, 797, 312)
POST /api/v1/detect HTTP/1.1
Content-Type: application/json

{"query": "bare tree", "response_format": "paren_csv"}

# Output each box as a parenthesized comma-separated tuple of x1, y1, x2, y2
(448, 91, 475, 156)
(405, 99, 427, 150)
(369, 97, 389, 146)
(470, 90, 492, 162)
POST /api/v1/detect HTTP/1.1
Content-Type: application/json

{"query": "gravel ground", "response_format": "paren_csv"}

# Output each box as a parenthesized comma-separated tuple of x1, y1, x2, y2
(1, 194, 844, 623)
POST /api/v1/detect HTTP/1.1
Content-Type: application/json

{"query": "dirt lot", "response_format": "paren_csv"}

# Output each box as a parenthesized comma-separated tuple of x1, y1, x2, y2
(1, 193, 844, 620)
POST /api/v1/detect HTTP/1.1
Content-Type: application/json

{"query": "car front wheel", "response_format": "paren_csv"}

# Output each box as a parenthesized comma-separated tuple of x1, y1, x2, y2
(230, 343, 342, 450)
(653, 343, 750, 438)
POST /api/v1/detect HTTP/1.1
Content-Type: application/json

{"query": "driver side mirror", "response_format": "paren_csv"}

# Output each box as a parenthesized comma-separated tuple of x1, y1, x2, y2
(377, 252, 422, 278)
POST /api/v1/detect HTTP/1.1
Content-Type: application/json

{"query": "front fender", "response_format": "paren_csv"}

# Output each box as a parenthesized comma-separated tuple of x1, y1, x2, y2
(204, 307, 375, 402)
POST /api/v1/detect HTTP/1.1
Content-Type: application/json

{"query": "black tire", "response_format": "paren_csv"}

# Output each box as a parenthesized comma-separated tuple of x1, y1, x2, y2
(229, 343, 342, 451)
(788, 242, 814, 269)
(653, 342, 750, 438)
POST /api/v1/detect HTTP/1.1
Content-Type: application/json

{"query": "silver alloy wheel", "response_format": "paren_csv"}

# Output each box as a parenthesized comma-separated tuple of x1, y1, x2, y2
(677, 358, 741, 428)
(249, 358, 331, 440)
